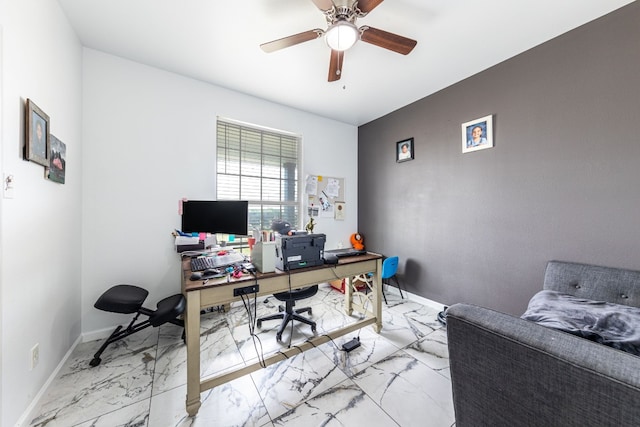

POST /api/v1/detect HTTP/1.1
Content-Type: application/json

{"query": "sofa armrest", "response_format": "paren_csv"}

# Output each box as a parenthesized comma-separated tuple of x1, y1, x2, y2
(446, 303, 640, 427)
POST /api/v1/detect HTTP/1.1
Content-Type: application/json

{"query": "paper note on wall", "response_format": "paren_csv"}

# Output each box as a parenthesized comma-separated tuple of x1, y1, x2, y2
(324, 178, 340, 198)
(305, 175, 318, 195)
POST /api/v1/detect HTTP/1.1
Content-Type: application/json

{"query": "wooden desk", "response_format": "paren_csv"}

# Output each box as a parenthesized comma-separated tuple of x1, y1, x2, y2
(181, 253, 383, 416)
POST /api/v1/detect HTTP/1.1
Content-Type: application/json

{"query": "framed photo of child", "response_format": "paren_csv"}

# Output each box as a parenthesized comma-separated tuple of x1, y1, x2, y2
(462, 115, 493, 153)
(396, 137, 414, 163)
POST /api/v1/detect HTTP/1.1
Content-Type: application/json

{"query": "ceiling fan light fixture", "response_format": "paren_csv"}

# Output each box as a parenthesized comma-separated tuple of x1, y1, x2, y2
(325, 20, 359, 51)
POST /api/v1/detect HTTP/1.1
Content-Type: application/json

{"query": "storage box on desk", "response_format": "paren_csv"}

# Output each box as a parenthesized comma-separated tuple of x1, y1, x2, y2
(251, 241, 276, 273)
(275, 233, 326, 270)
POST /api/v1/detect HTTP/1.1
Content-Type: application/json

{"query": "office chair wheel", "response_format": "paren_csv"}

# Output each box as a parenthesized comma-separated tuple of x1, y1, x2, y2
(276, 333, 282, 341)
(308, 308, 313, 315)
(90, 357, 102, 367)
(278, 306, 284, 312)
(256, 320, 262, 328)
(312, 325, 317, 333)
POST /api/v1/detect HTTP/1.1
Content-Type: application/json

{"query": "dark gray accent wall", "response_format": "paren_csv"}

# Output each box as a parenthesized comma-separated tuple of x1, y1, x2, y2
(358, 2, 640, 315)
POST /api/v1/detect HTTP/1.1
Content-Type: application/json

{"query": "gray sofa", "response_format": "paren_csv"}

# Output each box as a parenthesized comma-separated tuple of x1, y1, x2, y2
(446, 260, 640, 427)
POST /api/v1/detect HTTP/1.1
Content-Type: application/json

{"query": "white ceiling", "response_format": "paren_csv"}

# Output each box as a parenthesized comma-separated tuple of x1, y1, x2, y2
(57, 0, 634, 126)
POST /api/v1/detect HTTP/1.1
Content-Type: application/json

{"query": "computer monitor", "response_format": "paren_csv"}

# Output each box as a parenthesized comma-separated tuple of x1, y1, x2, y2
(181, 200, 249, 236)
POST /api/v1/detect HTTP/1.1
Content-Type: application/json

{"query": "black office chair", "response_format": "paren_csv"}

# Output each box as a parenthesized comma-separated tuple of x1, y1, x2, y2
(257, 285, 318, 341)
(90, 284, 185, 367)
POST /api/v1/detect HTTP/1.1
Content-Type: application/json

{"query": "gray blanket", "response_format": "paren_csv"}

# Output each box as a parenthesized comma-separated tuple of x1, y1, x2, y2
(521, 290, 640, 356)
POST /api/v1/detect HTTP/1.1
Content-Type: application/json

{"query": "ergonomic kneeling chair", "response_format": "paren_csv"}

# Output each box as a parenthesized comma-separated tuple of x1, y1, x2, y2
(90, 284, 185, 367)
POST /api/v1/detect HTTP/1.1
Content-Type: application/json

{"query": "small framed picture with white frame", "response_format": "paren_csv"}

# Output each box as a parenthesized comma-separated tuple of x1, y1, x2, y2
(462, 114, 493, 153)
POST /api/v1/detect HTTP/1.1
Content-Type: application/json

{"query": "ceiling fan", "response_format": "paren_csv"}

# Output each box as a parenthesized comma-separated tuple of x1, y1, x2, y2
(260, 0, 417, 82)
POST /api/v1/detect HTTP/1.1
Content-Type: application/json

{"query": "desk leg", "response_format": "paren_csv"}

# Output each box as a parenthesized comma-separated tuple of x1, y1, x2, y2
(185, 290, 202, 417)
(345, 276, 353, 316)
(373, 258, 383, 333)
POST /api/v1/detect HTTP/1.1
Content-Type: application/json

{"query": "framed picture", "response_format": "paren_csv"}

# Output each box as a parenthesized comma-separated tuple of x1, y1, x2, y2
(25, 99, 50, 166)
(396, 137, 414, 162)
(47, 134, 66, 184)
(334, 201, 345, 220)
(462, 114, 493, 153)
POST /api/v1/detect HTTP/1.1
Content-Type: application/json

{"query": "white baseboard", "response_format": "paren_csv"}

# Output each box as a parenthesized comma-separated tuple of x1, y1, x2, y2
(16, 335, 82, 427)
(81, 326, 118, 343)
(383, 285, 446, 312)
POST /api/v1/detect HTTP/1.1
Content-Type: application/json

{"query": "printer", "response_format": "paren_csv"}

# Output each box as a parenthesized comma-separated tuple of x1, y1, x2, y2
(275, 233, 326, 270)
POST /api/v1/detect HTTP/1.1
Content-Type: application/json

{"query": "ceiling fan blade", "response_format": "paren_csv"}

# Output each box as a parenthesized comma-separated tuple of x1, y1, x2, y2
(310, 0, 334, 12)
(260, 29, 323, 53)
(328, 49, 344, 82)
(356, 0, 384, 14)
(360, 26, 417, 55)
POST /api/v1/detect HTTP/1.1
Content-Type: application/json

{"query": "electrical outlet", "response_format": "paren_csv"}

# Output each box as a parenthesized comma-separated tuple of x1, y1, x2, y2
(30, 343, 39, 370)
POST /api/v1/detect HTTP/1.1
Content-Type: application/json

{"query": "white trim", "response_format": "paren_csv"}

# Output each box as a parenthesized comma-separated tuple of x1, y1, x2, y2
(383, 285, 446, 312)
(81, 325, 118, 343)
(15, 335, 82, 427)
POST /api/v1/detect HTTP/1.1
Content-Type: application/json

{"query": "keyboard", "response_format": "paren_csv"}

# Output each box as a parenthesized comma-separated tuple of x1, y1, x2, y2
(324, 249, 366, 258)
(190, 252, 245, 271)
(190, 257, 216, 272)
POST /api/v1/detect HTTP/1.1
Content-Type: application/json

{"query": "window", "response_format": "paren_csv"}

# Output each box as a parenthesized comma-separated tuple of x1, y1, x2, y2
(216, 118, 301, 234)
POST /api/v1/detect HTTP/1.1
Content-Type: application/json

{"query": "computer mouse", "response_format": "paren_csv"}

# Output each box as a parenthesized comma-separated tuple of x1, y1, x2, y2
(203, 268, 218, 276)
(190, 272, 203, 281)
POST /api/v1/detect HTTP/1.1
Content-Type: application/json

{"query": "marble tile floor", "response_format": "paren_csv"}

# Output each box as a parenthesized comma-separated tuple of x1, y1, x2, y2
(28, 284, 455, 427)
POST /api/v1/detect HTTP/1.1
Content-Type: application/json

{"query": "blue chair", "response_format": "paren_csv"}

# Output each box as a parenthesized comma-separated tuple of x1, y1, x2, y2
(381, 256, 403, 304)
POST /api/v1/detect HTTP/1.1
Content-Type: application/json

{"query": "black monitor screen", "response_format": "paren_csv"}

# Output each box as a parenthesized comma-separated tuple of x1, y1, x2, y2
(181, 200, 249, 236)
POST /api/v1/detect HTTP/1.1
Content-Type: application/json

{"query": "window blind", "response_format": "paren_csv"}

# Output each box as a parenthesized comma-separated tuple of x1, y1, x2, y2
(216, 119, 301, 233)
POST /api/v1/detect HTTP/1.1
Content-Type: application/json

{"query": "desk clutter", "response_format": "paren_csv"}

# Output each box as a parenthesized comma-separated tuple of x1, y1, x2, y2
(190, 250, 245, 271)
(189, 256, 256, 282)
(183, 231, 375, 285)
(253, 233, 328, 273)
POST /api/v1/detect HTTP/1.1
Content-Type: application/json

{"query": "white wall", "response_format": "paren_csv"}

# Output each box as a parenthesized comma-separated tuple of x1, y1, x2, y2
(0, 9, 356, 423)
(0, 13, 4, 425)
(81, 49, 358, 333)
(0, 1, 83, 426)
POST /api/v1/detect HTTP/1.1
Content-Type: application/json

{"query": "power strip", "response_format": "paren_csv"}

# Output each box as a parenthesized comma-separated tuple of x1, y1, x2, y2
(233, 284, 259, 296)
(342, 337, 361, 352)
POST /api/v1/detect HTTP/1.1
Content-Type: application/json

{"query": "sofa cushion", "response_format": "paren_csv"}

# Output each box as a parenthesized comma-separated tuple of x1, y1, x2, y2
(522, 290, 640, 356)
